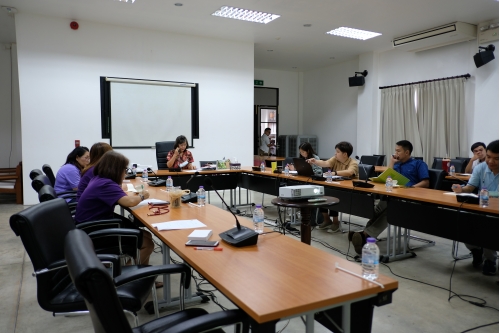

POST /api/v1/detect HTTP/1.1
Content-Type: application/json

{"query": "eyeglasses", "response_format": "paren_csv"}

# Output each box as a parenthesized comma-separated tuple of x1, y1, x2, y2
(147, 203, 170, 216)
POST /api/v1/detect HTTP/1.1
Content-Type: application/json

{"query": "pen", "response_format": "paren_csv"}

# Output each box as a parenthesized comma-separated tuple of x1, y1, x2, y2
(194, 247, 223, 251)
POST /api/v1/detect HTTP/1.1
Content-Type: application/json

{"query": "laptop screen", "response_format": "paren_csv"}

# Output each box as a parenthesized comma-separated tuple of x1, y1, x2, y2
(292, 158, 314, 176)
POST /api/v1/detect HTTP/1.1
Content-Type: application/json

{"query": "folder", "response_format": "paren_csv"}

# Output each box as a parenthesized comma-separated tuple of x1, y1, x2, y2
(369, 167, 410, 186)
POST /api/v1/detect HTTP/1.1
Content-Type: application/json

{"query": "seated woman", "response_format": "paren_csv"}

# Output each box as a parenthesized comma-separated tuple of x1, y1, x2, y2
(166, 135, 196, 170)
(75, 151, 154, 266)
(77, 142, 113, 201)
(54, 146, 90, 200)
(289, 142, 323, 176)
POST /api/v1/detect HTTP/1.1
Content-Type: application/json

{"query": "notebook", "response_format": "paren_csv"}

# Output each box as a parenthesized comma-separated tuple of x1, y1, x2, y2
(369, 167, 410, 186)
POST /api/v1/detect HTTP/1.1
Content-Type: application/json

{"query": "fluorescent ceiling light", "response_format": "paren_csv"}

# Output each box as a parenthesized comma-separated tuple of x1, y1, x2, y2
(212, 6, 280, 24)
(114, 0, 135, 3)
(326, 27, 381, 40)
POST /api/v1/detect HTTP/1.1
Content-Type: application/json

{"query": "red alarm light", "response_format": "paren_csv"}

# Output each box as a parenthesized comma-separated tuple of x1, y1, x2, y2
(70, 21, 79, 30)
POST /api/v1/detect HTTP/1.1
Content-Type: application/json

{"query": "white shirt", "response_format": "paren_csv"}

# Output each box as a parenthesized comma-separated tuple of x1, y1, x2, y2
(260, 134, 270, 153)
(471, 159, 483, 171)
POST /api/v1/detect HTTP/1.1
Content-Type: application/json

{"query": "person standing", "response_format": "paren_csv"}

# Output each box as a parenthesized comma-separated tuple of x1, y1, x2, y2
(259, 128, 274, 156)
(465, 142, 487, 174)
(306, 141, 359, 232)
(452, 140, 499, 275)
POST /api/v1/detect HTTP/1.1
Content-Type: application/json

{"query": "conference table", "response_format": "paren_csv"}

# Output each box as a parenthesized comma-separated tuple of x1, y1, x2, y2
(130, 181, 398, 332)
(153, 167, 498, 261)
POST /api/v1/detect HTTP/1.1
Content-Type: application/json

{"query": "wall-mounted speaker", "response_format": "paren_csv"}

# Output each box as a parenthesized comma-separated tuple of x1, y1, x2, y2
(349, 76, 365, 87)
(473, 44, 495, 68)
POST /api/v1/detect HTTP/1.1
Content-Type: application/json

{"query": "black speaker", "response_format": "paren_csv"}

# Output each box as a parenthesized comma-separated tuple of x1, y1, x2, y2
(474, 50, 495, 68)
(349, 76, 365, 87)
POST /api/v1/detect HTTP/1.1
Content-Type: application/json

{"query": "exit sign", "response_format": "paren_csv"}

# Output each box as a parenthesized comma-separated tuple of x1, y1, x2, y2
(254, 80, 264, 86)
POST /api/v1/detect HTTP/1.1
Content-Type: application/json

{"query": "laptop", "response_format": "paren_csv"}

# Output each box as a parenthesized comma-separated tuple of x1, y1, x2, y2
(292, 158, 326, 180)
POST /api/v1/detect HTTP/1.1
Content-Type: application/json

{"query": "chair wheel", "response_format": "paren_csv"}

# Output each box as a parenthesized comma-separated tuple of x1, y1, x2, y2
(144, 301, 155, 314)
(411, 252, 417, 258)
(380, 255, 390, 263)
(196, 292, 211, 303)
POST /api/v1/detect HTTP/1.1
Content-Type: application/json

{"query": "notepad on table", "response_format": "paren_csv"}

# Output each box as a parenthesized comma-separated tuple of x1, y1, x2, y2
(152, 219, 207, 231)
(369, 167, 410, 186)
(187, 229, 213, 241)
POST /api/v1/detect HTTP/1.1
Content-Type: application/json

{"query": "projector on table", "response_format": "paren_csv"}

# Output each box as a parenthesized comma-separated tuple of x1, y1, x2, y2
(279, 185, 324, 200)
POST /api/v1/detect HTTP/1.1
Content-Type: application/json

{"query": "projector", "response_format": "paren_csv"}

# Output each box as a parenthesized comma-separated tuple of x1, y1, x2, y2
(279, 185, 324, 200)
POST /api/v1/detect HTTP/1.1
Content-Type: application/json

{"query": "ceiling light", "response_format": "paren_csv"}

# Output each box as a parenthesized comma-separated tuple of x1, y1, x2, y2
(303, 24, 312, 27)
(114, 0, 135, 3)
(1, 6, 18, 14)
(212, 6, 280, 24)
(175, 3, 183, 6)
(326, 27, 381, 40)
(330, 57, 335, 59)
(267, 50, 273, 52)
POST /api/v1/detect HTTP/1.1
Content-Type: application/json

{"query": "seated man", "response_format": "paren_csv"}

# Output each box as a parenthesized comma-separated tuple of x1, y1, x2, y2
(306, 141, 359, 232)
(350, 140, 429, 254)
(465, 142, 487, 174)
(452, 139, 499, 275)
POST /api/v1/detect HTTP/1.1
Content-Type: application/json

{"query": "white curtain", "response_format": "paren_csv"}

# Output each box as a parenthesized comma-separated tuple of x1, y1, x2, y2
(416, 78, 468, 166)
(379, 85, 423, 162)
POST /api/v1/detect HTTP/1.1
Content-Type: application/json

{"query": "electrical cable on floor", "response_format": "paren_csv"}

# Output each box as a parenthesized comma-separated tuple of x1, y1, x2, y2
(276, 319, 290, 333)
(459, 321, 499, 333)
(191, 270, 229, 311)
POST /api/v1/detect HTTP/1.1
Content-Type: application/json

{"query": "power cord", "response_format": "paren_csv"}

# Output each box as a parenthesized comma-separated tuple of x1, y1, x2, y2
(460, 321, 499, 333)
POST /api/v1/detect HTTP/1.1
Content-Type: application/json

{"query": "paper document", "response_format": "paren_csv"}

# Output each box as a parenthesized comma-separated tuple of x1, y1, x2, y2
(369, 168, 410, 186)
(127, 184, 138, 192)
(289, 170, 298, 175)
(152, 219, 207, 231)
(130, 198, 168, 210)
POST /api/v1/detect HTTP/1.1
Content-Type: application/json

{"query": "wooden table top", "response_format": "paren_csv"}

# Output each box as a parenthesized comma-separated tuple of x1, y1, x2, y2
(132, 180, 398, 324)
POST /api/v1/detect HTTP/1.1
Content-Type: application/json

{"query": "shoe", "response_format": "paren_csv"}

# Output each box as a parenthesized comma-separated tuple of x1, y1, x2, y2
(351, 232, 367, 255)
(348, 231, 355, 241)
(327, 224, 341, 233)
(470, 248, 484, 268)
(317, 219, 333, 230)
(482, 260, 496, 276)
(155, 281, 164, 289)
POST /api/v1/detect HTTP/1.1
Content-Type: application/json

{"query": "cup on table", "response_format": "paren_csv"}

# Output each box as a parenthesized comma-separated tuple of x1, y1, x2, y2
(442, 158, 450, 172)
(271, 162, 277, 172)
(392, 180, 398, 186)
(134, 184, 144, 194)
(170, 186, 190, 208)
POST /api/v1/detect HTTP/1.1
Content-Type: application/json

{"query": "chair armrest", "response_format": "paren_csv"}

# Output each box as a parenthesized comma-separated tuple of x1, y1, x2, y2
(114, 264, 191, 289)
(76, 219, 125, 231)
(162, 310, 248, 333)
(88, 228, 141, 240)
(36, 254, 120, 277)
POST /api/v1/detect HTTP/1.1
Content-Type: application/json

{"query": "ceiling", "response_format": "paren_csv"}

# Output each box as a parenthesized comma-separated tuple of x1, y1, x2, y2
(0, 0, 498, 71)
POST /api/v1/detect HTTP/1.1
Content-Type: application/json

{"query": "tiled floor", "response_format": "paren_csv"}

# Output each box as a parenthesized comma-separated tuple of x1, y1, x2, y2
(1, 191, 498, 332)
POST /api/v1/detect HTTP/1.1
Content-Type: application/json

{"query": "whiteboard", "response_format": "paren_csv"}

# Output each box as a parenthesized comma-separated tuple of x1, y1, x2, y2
(110, 82, 192, 147)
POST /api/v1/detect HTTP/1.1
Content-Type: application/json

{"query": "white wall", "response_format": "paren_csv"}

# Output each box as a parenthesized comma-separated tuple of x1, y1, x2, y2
(254, 68, 301, 135)
(302, 59, 359, 158)
(16, 13, 254, 205)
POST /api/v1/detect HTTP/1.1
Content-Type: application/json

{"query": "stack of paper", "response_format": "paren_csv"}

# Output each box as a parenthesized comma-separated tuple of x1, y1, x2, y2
(188, 229, 213, 241)
(152, 219, 207, 231)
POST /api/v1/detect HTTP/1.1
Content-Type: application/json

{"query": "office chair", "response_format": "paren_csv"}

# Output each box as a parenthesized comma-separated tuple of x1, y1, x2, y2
(450, 158, 468, 173)
(428, 169, 447, 190)
(29, 169, 44, 180)
(65, 229, 249, 333)
(156, 141, 175, 170)
(431, 157, 443, 169)
(31, 174, 77, 200)
(42, 164, 56, 187)
(10, 199, 192, 326)
(358, 164, 376, 180)
(360, 155, 379, 166)
(372, 154, 386, 166)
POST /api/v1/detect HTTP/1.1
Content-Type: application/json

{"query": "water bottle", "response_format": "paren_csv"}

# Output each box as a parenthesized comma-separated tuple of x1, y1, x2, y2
(260, 161, 266, 172)
(197, 186, 206, 206)
(479, 187, 489, 208)
(326, 169, 333, 183)
(449, 165, 455, 176)
(142, 169, 148, 182)
(166, 176, 173, 191)
(362, 237, 380, 280)
(386, 176, 393, 192)
(253, 204, 265, 234)
(284, 164, 290, 176)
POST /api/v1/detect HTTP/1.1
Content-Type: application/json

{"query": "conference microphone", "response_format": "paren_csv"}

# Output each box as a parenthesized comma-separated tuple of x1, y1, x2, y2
(125, 167, 136, 180)
(147, 168, 166, 187)
(448, 174, 469, 186)
(181, 171, 199, 203)
(204, 177, 259, 247)
(185, 171, 200, 185)
(352, 156, 375, 188)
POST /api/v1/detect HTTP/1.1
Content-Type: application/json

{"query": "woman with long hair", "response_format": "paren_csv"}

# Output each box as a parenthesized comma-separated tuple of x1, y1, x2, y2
(75, 151, 154, 266)
(166, 135, 196, 170)
(54, 146, 90, 196)
(76, 142, 113, 201)
(289, 142, 322, 175)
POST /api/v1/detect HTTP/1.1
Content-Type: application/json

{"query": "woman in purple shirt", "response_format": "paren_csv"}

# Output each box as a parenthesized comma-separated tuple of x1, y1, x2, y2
(54, 146, 89, 200)
(77, 142, 113, 201)
(75, 151, 154, 266)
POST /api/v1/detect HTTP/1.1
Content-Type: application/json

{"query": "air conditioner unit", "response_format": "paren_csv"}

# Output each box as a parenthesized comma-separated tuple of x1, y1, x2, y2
(393, 22, 477, 52)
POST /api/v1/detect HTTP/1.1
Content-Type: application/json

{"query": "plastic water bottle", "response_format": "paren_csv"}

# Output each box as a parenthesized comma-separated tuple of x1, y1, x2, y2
(449, 165, 455, 176)
(166, 176, 173, 191)
(386, 176, 393, 192)
(326, 169, 333, 183)
(142, 169, 148, 182)
(253, 204, 265, 234)
(362, 237, 380, 280)
(260, 161, 266, 172)
(284, 164, 290, 176)
(479, 187, 489, 207)
(197, 186, 206, 206)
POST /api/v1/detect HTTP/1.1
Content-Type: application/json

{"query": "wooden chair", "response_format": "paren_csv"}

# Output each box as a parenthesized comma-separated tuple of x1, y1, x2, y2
(0, 162, 23, 204)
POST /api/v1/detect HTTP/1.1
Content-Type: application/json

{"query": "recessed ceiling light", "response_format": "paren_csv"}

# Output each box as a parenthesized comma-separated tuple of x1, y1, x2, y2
(330, 57, 335, 59)
(174, 3, 183, 6)
(114, 0, 135, 3)
(292, 67, 297, 69)
(303, 24, 312, 27)
(212, 6, 280, 24)
(326, 27, 381, 40)
(267, 50, 273, 52)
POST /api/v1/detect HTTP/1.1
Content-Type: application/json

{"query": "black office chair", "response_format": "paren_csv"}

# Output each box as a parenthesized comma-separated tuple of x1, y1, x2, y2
(413, 157, 424, 161)
(9, 199, 192, 325)
(65, 229, 249, 333)
(428, 168, 447, 190)
(42, 164, 56, 187)
(29, 169, 44, 180)
(156, 141, 175, 170)
(372, 155, 386, 166)
(431, 157, 443, 169)
(358, 164, 376, 180)
(450, 158, 468, 173)
(31, 174, 77, 200)
(360, 155, 379, 166)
